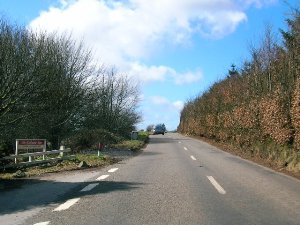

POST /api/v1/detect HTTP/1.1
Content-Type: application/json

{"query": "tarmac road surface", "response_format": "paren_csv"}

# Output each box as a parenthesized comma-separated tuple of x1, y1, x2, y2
(1, 133, 300, 225)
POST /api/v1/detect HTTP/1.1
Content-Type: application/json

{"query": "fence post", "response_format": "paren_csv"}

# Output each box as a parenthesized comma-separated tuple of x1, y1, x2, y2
(59, 146, 65, 157)
(15, 140, 18, 164)
(98, 143, 104, 156)
(43, 141, 46, 160)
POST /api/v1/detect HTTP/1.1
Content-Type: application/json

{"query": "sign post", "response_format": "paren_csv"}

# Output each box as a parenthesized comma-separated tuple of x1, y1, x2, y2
(16, 139, 46, 163)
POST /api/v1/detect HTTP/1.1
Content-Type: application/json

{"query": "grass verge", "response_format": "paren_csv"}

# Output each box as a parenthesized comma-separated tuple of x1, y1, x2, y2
(112, 140, 145, 151)
(0, 153, 116, 180)
(111, 131, 149, 151)
(0, 131, 149, 181)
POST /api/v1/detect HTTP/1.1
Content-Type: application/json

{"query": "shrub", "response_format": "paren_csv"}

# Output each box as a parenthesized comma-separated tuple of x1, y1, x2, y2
(0, 140, 12, 157)
(67, 129, 123, 152)
(291, 77, 300, 150)
(259, 87, 293, 145)
(137, 131, 149, 142)
(113, 140, 144, 151)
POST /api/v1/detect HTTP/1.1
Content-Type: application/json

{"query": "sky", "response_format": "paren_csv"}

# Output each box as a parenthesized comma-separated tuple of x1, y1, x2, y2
(0, 0, 298, 131)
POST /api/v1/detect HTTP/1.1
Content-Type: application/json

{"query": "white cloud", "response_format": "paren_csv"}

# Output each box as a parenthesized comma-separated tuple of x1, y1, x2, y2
(150, 96, 184, 111)
(28, 0, 275, 84)
(28, 0, 260, 68)
(173, 101, 185, 111)
(150, 96, 170, 105)
(239, 0, 277, 8)
(142, 96, 184, 130)
(128, 63, 172, 83)
(173, 70, 203, 85)
(128, 62, 202, 85)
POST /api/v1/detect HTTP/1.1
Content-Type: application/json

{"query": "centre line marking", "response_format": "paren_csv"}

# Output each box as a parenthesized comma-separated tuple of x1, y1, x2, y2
(184, 147, 188, 151)
(80, 183, 99, 192)
(53, 198, 80, 211)
(96, 174, 110, 181)
(108, 168, 118, 173)
(207, 176, 226, 195)
(33, 222, 50, 225)
(178, 141, 181, 144)
(190, 155, 196, 160)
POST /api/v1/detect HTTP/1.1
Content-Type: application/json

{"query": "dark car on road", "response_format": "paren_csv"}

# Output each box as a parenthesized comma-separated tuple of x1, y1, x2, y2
(153, 124, 166, 135)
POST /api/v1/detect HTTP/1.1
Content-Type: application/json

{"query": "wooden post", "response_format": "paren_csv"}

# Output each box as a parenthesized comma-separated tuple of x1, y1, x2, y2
(59, 145, 65, 157)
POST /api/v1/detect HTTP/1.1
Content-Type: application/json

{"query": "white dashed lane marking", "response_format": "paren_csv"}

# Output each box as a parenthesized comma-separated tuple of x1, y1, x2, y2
(184, 147, 188, 151)
(207, 176, 226, 195)
(50, 168, 120, 219)
(80, 183, 99, 192)
(108, 168, 118, 173)
(190, 155, 196, 160)
(33, 222, 50, 225)
(53, 198, 80, 211)
(96, 174, 110, 181)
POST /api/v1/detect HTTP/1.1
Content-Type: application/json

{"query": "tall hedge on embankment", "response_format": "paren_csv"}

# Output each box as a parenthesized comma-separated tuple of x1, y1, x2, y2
(178, 8, 300, 172)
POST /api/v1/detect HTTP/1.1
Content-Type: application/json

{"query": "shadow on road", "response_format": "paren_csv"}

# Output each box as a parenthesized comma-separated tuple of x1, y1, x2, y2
(140, 151, 162, 156)
(0, 178, 143, 215)
(148, 135, 193, 145)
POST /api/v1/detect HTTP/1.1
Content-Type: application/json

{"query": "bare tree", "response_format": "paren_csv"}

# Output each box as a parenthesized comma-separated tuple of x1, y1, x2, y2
(81, 67, 141, 136)
(0, 19, 36, 126)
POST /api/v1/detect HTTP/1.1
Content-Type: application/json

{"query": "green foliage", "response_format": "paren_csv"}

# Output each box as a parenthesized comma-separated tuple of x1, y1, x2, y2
(0, 17, 140, 155)
(0, 140, 10, 157)
(80, 68, 141, 137)
(137, 131, 149, 143)
(111, 131, 149, 151)
(75, 153, 109, 164)
(0, 153, 113, 179)
(113, 140, 145, 151)
(67, 129, 123, 152)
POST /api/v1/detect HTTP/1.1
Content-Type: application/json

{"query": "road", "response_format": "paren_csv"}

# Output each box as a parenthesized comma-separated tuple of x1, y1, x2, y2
(1, 133, 300, 225)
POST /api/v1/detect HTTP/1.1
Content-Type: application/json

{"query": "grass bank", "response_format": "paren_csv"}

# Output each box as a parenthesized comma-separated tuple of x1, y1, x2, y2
(0, 131, 149, 180)
(112, 131, 149, 151)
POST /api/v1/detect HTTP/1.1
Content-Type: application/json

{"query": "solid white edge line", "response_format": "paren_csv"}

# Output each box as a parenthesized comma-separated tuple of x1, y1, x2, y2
(53, 198, 80, 211)
(33, 222, 50, 225)
(190, 155, 196, 160)
(207, 176, 226, 195)
(80, 183, 99, 192)
(96, 174, 110, 181)
(108, 168, 119, 173)
(184, 147, 188, 151)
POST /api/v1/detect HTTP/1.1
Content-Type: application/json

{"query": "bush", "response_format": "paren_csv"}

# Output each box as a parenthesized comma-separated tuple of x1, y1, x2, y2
(67, 129, 123, 152)
(113, 140, 145, 151)
(291, 78, 300, 150)
(259, 87, 293, 145)
(0, 140, 12, 157)
(137, 131, 149, 143)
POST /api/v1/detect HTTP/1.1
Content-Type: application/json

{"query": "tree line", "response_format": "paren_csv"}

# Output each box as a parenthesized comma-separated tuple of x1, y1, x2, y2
(0, 18, 140, 155)
(178, 7, 300, 171)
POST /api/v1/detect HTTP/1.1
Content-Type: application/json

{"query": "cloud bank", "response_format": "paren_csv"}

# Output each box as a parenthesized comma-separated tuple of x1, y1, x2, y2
(29, 0, 274, 85)
(150, 96, 184, 111)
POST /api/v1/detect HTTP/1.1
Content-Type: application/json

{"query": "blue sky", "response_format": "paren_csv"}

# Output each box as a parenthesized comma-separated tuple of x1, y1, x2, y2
(0, 0, 297, 131)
